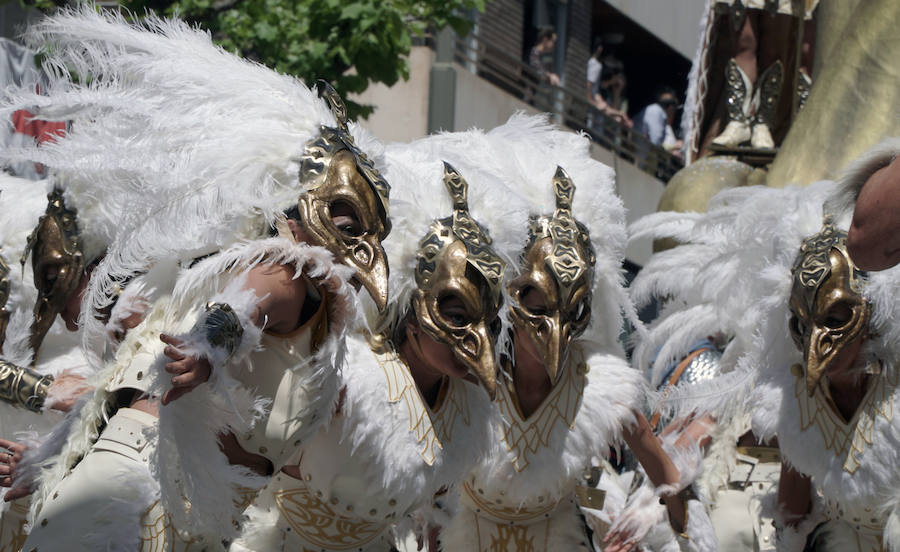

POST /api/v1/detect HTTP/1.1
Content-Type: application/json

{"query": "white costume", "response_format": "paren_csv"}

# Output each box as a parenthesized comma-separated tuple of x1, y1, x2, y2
(435, 115, 647, 551)
(1, 7, 390, 550)
(232, 130, 530, 551)
(630, 140, 900, 551)
(0, 172, 140, 550)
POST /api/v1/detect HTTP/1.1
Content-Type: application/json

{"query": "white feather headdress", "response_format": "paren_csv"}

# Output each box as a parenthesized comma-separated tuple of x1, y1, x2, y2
(377, 131, 529, 344)
(0, 6, 381, 363)
(380, 114, 635, 358)
(628, 180, 842, 418)
(483, 113, 637, 355)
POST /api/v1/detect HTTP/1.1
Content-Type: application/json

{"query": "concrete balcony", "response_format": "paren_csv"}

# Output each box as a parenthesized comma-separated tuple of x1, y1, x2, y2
(354, 36, 672, 267)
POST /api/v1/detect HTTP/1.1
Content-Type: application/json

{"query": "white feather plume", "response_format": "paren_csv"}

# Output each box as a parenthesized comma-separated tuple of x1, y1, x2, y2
(0, 6, 349, 373)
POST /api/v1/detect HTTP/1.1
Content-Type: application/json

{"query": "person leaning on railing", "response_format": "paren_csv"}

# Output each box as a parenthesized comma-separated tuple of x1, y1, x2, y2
(529, 26, 561, 87)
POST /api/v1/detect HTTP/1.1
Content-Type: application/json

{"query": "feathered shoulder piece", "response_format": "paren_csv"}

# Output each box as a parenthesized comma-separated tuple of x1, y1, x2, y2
(628, 180, 842, 416)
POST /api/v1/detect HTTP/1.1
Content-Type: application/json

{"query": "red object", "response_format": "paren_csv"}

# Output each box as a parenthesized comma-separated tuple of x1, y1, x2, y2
(11, 108, 66, 144)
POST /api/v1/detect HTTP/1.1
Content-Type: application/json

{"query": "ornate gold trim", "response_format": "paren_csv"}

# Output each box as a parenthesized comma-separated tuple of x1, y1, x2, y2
(376, 349, 471, 465)
(274, 484, 387, 550)
(462, 481, 559, 524)
(794, 362, 897, 474)
(497, 347, 586, 472)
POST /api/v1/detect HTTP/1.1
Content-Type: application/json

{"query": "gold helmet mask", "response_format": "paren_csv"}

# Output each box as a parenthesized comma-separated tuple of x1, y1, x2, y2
(22, 188, 85, 354)
(507, 167, 595, 384)
(412, 162, 506, 398)
(296, 81, 391, 310)
(789, 223, 871, 396)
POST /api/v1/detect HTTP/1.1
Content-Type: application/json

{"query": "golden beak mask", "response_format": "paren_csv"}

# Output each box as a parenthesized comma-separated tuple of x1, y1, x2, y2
(297, 81, 391, 311)
(22, 188, 84, 355)
(507, 167, 595, 384)
(789, 224, 871, 396)
(412, 162, 506, 398)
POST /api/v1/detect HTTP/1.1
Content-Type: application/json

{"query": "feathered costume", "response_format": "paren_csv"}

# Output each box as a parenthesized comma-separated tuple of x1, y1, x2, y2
(0, 7, 388, 550)
(230, 127, 529, 551)
(628, 138, 900, 551)
(437, 114, 649, 551)
(0, 170, 156, 549)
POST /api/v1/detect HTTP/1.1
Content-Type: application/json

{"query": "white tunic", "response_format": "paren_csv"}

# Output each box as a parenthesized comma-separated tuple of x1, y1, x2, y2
(753, 359, 899, 551)
(441, 346, 644, 551)
(231, 334, 493, 551)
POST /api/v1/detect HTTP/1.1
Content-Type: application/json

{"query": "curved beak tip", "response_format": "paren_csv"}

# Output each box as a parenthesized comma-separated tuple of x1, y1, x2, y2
(361, 277, 389, 312)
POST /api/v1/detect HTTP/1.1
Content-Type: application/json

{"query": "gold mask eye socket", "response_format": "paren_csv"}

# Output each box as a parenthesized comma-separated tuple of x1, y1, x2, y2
(438, 293, 478, 329)
(789, 225, 871, 396)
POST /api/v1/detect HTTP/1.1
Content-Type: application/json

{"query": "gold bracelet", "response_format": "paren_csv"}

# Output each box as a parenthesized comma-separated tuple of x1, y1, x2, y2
(0, 359, 54, 412)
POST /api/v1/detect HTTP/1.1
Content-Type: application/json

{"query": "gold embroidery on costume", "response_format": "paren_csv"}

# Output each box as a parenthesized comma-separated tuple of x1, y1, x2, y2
(462, 482, 558, 523)
(274, 485, 386, 549)
(376, 349, 470, 465)
(794, 362, 897, 474)
(140, 501, 170, 552)
(489, 525, 538, 552)
(468, 499, 553, 552)
(139, 500, 201, 552)
(496, 348, 586, 472)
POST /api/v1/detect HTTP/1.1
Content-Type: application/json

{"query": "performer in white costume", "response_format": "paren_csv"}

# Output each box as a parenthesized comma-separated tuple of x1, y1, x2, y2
(0, 172, 149, 551)
(230, 129, 527, 551)
(434, 115, 712, 552)
(629, 144, 900, 551)
(0, 7, 391, 550)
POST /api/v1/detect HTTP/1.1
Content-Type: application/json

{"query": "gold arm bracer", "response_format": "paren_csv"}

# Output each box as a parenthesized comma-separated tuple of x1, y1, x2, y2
(0, 359, 54, 412)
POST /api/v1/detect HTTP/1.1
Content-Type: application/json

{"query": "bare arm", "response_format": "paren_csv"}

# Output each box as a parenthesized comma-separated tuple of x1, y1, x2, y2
(847, 156, 900, 270)
(622, 412, 687, 531)
(161, 263, 307, 404)
(777, 464, 811, 527)
(671, 413, 715, 451)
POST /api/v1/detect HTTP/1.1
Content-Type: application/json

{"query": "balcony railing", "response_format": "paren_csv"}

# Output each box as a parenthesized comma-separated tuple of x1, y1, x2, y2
(445, 32, 683, 183)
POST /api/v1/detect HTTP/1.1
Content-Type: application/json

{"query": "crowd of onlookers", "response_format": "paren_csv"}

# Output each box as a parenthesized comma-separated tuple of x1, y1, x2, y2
(527, 28, 684, 160)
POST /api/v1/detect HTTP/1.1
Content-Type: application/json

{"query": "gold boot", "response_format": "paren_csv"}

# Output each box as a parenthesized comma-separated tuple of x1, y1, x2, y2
(750, 60, 784, 150)
(711, 58, 752, 148)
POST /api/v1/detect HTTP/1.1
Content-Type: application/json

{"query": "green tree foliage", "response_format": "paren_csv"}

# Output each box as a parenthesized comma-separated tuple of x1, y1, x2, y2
(120, 0, 486, 118)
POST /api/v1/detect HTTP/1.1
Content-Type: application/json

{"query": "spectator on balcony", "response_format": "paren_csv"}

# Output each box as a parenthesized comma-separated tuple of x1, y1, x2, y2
(587, 39, 632, 129)
(635, 86, 683, 158)
(529, 26, 561, 87)
(600, 57, 629, 117)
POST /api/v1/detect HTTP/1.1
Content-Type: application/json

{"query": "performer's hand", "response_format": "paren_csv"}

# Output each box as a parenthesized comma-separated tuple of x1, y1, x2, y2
(47, 371, 93, 413)
(0, 438, 32, 501)
(603, 524, 639, 552)
(160, 333, 212, 405)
